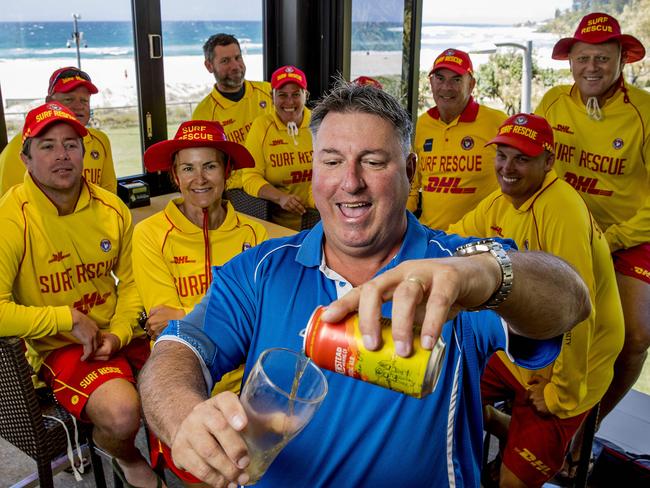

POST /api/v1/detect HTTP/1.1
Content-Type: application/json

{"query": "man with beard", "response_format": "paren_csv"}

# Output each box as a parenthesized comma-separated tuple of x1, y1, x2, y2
(192, 34, 273, 189)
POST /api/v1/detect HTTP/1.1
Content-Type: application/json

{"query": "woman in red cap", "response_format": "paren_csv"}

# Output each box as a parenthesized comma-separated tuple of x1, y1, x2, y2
(132, 120, 268, 484)
(242, 65, 315, 230)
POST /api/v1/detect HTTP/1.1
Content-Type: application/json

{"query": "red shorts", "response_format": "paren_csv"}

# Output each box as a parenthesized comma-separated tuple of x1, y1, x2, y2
(481, 354, 588, 486)
(148, 430, 202, 483)
(40, 338, 150, 420)
(613, 243, 650, 284)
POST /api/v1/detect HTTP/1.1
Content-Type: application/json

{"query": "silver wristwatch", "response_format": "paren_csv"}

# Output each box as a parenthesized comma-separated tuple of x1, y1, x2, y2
(454, 239, 513, 309)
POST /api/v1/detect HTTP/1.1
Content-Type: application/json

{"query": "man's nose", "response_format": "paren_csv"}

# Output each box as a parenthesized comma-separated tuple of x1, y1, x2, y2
(341, 162, 365, 193)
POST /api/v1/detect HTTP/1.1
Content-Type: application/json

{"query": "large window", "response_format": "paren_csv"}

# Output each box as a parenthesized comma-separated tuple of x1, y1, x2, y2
(160, 0, 264, 134)
(0, 1, 143, 177)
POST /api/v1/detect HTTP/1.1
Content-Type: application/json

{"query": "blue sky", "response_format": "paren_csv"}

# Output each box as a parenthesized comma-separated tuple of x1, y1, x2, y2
(0, 0, 574, 24)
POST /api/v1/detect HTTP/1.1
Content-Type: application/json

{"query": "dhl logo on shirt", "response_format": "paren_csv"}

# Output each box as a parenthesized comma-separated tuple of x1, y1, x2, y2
(564, 172, 613, 196)
(553, 124, 574, 134)
(221, 118, 235, 126)
(270, 150, 312, 168)
(282, 169, 312, 185)
(73, 291, 111, 314)
(171, 255, 197, 265)
(424, 176, 476, 194)
(270, 139, 288, 146)
(48, 251, 71, 263)
(490, 226, 504, 237)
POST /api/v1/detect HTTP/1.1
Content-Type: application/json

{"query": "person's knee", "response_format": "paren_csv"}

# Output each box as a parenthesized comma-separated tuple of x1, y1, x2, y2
(86, 381, 142, 439)
(622, 321, 650, 355)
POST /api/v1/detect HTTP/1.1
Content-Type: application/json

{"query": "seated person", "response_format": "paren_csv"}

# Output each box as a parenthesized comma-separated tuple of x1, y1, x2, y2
(138, 81, 591, 487)
(0, 103, 158, 488)
(0, 67, 117, 196)
(449, 113, 624, 487)
(242, 65, 315, 230)
(133, 120, 268, 485)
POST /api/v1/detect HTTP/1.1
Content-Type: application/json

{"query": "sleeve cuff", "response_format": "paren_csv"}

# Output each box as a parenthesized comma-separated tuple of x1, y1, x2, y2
(503, 329, 562, 370)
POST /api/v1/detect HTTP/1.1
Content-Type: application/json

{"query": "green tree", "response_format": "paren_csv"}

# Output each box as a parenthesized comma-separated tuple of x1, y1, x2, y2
(620, 0, 650, 86)
(474, 51, 568, 115)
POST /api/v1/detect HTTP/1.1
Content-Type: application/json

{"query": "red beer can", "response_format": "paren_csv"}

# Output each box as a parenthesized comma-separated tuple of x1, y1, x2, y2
(303, 306, 446, 398)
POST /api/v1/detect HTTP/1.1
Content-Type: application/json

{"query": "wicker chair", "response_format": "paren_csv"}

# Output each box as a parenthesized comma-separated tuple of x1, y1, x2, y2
(224, 188, 271, 221)
(0, 336, 111, 488)
(300, 208, 321, 231)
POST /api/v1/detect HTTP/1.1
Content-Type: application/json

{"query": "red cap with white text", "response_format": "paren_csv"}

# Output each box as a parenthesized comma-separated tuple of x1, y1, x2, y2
(486, 113, 554, 157)
(429, 48, 473, 76)
(22, 102, 88, 144)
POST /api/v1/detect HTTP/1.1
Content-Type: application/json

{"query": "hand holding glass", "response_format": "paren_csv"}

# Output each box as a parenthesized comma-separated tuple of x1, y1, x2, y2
(240, 348, 328, 484)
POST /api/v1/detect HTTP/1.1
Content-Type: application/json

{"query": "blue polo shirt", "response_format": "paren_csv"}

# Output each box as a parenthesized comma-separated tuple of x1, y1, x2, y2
(160, 212, 560, 487)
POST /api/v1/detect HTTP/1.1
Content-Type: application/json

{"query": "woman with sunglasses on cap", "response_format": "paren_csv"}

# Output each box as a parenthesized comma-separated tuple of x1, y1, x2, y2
(242, 65, 315, 230)
(132, 120, 268, 485)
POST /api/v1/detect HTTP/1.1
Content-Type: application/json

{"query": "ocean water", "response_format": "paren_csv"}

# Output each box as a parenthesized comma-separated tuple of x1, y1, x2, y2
(0, 20, 561, 63)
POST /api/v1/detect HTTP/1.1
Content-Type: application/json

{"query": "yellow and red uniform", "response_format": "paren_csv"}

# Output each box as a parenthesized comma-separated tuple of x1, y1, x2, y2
(407, 98, 506, 230)
(132, 197, 268, 392)
(0, 174, 142, 373)
(450, 170, 624, 418)
(242, 109, 315, 230)
(449, 170, 624, 485)
(192, 80, 273, 189)
(535, 81, 650, 252)
(133, 197, 267, 483)
(0, 128, 118, 196)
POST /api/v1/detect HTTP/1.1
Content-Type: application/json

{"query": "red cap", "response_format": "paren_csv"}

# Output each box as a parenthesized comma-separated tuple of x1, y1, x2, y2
(486, 113, 554, 157)
(47, 67, 99, 96)
(552, 12, 645, 63)
(22, 102, 88, 144)
(352, 76, 383, 89)
(144, 120, 255, 173)
(271, 65, 307, 90)
(429, 48, 474, 76)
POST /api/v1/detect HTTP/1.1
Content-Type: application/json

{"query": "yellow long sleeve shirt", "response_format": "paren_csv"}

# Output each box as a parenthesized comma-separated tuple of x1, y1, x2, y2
(0, 175, 142, 372)
(0, 128, 118, 196)
(449, 171, 624, 418)
(242, 110, 314, 230)
(192, 80, 273, 190)
(408, 98, 507, 230)
(132, 198, 268, 314)
(535, 81, 650, 251)
(132, 198, 268, 393)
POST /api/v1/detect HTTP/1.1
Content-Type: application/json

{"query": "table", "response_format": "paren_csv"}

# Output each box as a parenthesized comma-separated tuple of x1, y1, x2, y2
(130, 193, 296, 239)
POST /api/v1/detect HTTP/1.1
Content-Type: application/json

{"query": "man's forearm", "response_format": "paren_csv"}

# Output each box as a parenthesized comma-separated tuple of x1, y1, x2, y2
(138, 341, 209, 445)
(496, 251, 591, 339)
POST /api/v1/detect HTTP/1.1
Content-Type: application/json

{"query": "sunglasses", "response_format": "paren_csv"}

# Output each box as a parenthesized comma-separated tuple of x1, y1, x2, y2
(48, 68, 92, 95)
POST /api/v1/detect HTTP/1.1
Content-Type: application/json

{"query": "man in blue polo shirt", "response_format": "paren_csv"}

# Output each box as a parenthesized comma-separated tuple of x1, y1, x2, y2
(138, 81, 590, 487)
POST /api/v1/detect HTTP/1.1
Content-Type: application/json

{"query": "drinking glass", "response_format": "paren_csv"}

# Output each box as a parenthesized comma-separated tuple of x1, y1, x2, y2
(240, 348, 328, 484)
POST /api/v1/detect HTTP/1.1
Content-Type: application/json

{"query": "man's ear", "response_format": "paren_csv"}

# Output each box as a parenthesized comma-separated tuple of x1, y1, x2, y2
(406, 152, 417, 184)
(20, 152, 30, 170)
(204, 59, 214, 74)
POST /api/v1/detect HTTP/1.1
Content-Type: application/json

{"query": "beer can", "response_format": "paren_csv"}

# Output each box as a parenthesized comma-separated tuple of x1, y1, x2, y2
(302, 306, 446, 398)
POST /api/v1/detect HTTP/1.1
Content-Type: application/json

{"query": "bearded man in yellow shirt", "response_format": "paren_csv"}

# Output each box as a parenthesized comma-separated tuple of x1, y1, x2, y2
(192, 33, 273, 189)
(0, 67, 117, 195)
(0, 103, 160, 487)
(535, 12, 649, 425)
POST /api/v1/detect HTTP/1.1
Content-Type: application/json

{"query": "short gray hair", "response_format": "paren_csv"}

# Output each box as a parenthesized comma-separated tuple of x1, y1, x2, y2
(310, 79, 413, 158)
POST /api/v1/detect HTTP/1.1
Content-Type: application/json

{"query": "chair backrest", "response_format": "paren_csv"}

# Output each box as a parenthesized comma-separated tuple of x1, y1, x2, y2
(0, 336, 47, 459)
(224, 189, 271, 221)
(300, 208, 321, 231)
